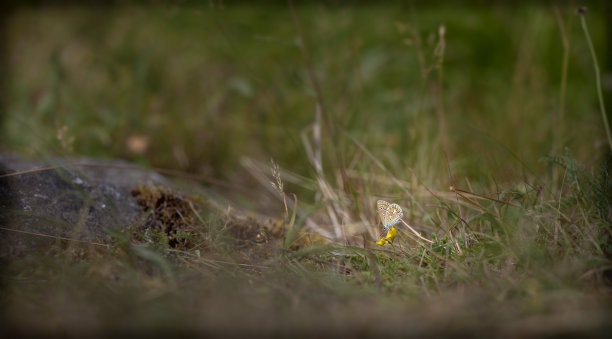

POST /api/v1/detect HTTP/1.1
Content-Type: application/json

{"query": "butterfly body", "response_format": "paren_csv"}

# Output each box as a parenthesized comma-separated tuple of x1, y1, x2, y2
(376, 200, 403, 229)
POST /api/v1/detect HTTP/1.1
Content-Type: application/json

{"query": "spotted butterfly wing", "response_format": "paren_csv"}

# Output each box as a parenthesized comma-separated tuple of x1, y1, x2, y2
(377, 200, 389, 221)
(377, 200, 403, 229)
(384, 203, 403, 228)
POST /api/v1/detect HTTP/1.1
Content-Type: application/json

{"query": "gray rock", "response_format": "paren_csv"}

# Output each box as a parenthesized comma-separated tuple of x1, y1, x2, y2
(0, 154, 171, 257)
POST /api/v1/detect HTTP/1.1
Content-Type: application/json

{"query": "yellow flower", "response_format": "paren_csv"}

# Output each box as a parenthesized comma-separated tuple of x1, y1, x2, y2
(376, 227, 397, 246)
(376, 238, 390, 246)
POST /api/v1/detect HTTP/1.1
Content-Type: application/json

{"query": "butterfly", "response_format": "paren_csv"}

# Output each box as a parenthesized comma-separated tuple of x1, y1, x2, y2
(377, 200, 403, 229)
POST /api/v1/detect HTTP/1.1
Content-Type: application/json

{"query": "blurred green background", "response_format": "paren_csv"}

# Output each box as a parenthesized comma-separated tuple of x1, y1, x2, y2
(2, 1, 610, 197)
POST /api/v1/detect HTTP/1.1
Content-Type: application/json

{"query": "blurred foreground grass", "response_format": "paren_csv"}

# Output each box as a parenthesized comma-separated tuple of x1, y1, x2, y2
(1, 2, 612, 336)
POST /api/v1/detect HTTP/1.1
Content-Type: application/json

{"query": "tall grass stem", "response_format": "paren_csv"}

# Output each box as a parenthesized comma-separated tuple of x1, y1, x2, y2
(579, 12, 612, 151)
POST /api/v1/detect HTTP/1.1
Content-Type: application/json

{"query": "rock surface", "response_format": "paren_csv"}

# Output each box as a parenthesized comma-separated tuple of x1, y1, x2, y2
(0, 154, 171, 257)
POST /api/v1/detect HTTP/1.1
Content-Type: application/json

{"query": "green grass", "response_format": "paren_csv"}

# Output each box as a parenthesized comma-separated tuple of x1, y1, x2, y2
(1, 2, 612, 336)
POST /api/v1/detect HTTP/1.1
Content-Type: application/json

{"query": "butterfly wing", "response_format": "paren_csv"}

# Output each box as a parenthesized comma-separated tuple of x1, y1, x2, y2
(377, 200, 390, 224)
(383, 203, 403, 228)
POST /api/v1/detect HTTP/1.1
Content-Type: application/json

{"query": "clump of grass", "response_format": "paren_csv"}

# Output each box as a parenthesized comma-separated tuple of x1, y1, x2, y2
(241, 6, 612, 329)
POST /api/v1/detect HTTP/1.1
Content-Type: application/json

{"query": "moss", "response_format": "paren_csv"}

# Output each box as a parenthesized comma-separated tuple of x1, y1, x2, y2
(130, 185, 200, 250)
